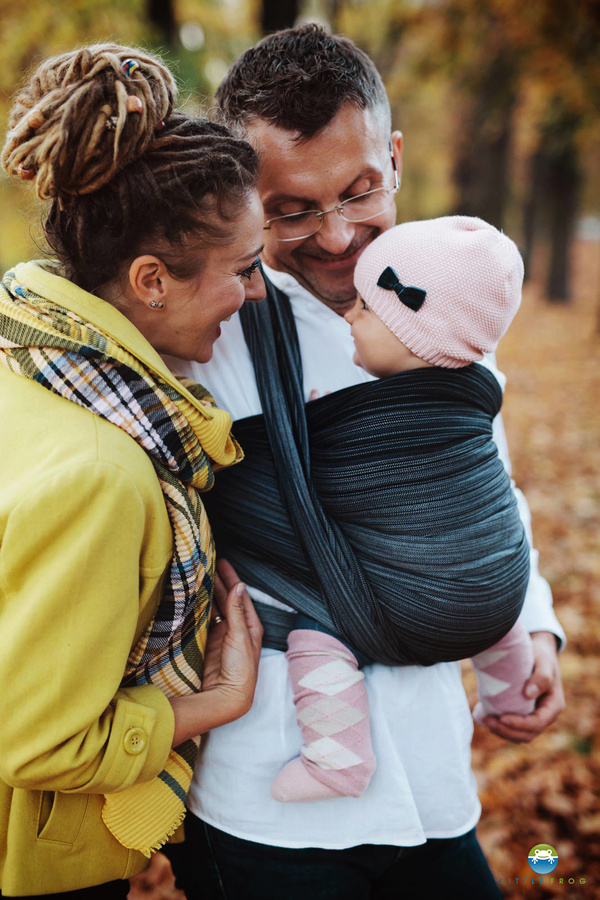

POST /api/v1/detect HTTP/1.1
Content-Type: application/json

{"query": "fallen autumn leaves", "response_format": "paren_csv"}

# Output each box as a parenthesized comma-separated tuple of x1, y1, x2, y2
(467, 239, 600, 899)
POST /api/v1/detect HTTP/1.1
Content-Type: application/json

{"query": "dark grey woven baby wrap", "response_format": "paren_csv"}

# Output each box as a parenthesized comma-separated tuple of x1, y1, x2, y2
(203, 279, 530, 666)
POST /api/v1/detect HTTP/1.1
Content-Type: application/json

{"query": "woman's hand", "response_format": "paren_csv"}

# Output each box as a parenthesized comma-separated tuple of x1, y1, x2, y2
(201, 559, 263, 715)
(168, 560, 262, 746)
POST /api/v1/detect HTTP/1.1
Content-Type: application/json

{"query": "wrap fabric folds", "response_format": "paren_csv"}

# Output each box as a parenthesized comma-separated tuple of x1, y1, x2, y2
(202, 279, 530, 666)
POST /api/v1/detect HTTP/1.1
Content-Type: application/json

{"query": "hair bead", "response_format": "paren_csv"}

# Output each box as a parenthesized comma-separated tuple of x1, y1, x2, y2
(27, 110, 45, 130)
(126, 95, 144, 115)
(16, 164, 35, 180)
(122, 58, 140, 78)
(17, 164, 35, 181)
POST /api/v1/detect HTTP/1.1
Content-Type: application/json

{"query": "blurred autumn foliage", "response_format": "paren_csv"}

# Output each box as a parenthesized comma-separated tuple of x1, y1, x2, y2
(337, 0, 600, 301)
(2, 0, 599, 301)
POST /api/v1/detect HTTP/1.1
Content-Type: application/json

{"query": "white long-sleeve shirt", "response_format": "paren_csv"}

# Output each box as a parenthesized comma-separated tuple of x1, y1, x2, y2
(168, 265, 564, 849)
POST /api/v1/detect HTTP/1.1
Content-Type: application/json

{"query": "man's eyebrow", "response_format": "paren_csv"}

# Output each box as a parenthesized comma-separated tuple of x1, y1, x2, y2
(236, 245, 264, 263)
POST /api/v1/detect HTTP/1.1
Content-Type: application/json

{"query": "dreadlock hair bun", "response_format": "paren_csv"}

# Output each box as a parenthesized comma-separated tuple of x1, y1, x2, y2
(1, 43, 176, 201)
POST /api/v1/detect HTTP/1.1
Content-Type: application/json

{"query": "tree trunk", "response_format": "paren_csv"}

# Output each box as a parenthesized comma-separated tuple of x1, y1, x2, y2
(521, 147, 547, 282)
(261, 0, 300, 34)
(147, 0, 177, 47)
(452, 50, 517, 231)
(545, 127, 580, 303)
(522, 102, 582, 300)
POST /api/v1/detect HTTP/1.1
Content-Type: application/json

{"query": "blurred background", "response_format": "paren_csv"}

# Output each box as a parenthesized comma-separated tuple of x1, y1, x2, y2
(1, 1, 598, 898)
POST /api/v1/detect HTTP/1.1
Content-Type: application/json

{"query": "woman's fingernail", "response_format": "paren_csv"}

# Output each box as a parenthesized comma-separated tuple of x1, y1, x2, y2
(235, 582, 246, 596)
(525, 684, 540, 699)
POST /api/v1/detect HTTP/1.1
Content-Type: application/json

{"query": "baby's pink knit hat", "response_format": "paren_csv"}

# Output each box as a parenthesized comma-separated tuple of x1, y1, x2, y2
(354, 216, 524, 368)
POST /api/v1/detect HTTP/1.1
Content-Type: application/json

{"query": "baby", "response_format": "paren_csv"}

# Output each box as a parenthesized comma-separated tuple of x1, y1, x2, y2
(272, 215, 536, 803)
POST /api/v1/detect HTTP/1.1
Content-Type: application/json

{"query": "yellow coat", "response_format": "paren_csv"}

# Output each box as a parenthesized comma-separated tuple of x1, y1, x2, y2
(0, 265, 182, 894)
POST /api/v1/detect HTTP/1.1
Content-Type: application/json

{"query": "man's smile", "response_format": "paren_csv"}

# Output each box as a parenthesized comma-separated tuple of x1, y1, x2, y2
(296, 242, 368, 271)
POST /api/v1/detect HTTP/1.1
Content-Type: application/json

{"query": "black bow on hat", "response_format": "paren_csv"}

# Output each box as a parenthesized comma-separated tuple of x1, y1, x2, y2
(377, 266, 426, 311)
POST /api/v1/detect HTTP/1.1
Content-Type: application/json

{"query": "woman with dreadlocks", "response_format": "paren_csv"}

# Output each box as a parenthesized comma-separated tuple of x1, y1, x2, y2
(0, 44, 264, 898)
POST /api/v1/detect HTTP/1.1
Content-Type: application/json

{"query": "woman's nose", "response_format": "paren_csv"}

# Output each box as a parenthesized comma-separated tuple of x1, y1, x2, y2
(244, 267, 266, 303)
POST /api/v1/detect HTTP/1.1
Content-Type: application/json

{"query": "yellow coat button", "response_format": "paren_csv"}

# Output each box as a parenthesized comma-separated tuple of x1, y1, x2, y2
(124, 727, 147, 755)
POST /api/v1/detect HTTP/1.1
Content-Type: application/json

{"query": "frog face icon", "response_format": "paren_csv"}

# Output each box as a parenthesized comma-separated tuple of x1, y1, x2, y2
(528, 844, 558, 873)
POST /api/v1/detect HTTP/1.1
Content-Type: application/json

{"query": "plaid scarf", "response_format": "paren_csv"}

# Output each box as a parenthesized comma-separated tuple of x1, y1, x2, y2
(0, 265, 242, 856)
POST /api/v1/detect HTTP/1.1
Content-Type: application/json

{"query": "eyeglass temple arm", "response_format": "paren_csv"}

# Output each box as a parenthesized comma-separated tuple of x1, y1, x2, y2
(389, 140, 399, 191)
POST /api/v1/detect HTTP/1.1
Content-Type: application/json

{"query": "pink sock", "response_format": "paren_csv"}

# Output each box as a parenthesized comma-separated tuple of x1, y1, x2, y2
(472, 620, 536, 723)
(271, 630, 376, 802)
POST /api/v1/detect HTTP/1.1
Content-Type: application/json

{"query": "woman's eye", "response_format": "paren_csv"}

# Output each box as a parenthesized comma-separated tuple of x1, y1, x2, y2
(239, 257, 260, 281)
(361, 298, 369, 310)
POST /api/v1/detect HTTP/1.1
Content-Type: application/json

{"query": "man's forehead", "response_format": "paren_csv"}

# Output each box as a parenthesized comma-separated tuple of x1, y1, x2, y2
(245, 105, 390, 201)
(245, 104, 387, 156)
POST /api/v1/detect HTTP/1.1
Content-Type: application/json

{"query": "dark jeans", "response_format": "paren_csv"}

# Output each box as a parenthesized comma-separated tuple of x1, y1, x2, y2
(0, 881, 129, 899)
(164, 812, 503, 900)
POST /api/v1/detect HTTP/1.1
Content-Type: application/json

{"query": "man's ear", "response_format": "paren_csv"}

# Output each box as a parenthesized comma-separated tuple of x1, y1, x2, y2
(391, 130, 403, 186)
(128, 255, 168, 309)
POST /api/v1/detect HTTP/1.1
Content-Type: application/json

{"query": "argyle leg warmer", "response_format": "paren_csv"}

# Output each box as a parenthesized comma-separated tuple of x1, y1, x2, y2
(271, 630, 376, 802)
(472, 620, 536, 722)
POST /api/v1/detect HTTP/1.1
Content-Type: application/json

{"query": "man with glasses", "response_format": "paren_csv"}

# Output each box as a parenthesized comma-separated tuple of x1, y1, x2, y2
(263, 139, 399, 251)
(167, 24, 565, 900)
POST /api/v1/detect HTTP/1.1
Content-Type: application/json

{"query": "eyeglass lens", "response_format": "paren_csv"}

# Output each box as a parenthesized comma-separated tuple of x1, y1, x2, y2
(270, 189, 395, 241)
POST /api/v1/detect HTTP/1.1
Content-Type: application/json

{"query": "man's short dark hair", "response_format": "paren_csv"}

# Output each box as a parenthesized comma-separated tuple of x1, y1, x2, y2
(215, 24, 391, 140)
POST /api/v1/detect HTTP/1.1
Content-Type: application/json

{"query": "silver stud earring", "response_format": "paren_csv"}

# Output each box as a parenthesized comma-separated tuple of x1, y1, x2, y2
(150, 300, 164, 309)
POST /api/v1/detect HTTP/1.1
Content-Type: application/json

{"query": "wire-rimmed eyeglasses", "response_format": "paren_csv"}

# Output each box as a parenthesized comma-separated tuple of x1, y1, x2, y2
(263, 142, 400, 243)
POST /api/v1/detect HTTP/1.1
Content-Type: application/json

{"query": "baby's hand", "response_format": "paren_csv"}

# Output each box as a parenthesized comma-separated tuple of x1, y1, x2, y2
(308, 389, 330, 402)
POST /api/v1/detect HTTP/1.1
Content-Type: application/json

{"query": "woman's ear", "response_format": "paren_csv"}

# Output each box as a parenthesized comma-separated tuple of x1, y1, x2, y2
(128, 255, 168, 309)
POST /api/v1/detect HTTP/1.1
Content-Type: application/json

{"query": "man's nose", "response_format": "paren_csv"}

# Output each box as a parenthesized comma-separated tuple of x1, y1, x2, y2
(244, 267, 266, 303)
(314, 211, 356, 255)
